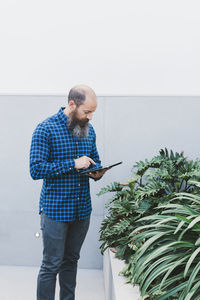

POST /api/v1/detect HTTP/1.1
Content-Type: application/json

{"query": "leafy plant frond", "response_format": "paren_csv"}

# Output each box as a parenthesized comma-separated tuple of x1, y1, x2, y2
(98, 149, 200, 299)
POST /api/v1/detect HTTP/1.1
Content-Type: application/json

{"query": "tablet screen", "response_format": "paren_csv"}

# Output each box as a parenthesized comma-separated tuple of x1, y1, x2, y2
(80, 161, 122, 174)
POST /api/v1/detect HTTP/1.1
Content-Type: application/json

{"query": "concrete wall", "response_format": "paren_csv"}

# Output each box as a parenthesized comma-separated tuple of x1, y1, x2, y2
(0, 95, 200, 268)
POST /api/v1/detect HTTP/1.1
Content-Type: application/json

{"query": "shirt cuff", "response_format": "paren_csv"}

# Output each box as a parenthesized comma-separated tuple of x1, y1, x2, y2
(63, 159, 75, 172)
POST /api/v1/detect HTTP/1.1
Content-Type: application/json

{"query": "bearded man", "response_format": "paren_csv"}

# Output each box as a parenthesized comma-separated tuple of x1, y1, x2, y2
(30, 85, 105, 300)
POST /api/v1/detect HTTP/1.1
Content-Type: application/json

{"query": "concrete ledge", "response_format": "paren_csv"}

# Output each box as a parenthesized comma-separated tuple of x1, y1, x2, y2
(103, 249, 140, 300)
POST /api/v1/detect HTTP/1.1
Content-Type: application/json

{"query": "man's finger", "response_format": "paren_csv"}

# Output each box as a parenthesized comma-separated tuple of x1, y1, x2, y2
(88, 157, 96, 165)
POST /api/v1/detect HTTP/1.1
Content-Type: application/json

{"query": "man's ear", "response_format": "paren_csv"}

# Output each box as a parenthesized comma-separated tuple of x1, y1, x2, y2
(68, 100, 77, 112)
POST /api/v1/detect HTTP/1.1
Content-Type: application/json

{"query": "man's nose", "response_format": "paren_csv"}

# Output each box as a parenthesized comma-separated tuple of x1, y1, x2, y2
(87, 113, 93, 120)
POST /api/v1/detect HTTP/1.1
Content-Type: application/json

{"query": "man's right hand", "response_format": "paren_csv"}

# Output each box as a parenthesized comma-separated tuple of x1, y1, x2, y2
(74, 156, 96, 170)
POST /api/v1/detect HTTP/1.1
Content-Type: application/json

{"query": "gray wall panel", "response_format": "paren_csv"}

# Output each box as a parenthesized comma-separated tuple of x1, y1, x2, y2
(104, 97, 200, 185)
(0, 95, 200, 268)
(0, 95, 105, 268)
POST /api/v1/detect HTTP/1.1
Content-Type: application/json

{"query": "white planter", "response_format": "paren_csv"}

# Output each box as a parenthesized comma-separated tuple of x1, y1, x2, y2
(103, 249, 141, 300)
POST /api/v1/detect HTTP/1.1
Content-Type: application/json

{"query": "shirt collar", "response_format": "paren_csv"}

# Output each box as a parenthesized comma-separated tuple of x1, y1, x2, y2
(57, 107, 68, 125)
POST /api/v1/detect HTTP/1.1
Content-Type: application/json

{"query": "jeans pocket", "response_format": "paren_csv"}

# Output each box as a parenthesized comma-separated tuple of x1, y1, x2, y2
(40, 213, 45, 230)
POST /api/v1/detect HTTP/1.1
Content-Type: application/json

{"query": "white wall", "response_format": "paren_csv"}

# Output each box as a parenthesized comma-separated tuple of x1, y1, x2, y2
(0, 0, 200, 95)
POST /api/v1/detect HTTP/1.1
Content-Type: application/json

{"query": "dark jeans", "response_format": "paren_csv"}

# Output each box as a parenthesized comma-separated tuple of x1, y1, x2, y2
(37, 213, 90, 300)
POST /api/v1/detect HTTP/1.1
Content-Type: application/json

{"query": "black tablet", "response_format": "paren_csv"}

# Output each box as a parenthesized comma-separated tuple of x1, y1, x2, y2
(80, 161, 122, 174)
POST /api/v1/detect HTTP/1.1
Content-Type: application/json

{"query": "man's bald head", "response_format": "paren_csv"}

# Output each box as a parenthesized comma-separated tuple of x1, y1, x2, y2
(68, 85, 97, 107)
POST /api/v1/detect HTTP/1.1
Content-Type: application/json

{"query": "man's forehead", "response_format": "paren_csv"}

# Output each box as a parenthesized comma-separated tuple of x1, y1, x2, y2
(82, 95, 97, 109)
(82, 104, 97, 112)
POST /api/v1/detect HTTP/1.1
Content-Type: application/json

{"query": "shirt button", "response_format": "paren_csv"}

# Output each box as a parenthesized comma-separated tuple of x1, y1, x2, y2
(77, 197, 79, 200)
(56, 172, 59, 175)
(78, 184, 80, 186)
(69, 168, 71, 170)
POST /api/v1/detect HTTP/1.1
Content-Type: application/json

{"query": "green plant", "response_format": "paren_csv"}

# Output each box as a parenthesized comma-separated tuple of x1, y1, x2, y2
(127, 189, 200, 299)
(98, 149, 200, 299)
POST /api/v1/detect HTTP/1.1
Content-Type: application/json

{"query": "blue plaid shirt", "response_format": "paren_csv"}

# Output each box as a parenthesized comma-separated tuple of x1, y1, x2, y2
(29, 107, 101, 221)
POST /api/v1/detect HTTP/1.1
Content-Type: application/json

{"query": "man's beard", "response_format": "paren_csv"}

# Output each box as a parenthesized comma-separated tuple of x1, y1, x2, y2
(67, 112, 89, 139)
